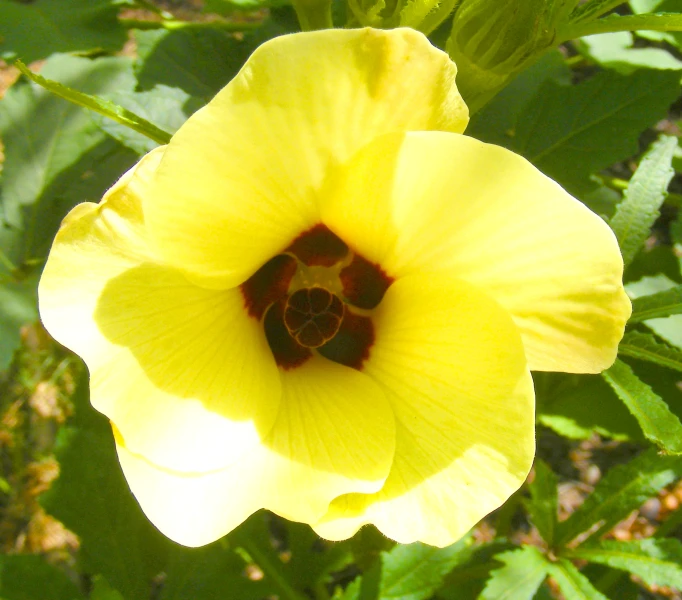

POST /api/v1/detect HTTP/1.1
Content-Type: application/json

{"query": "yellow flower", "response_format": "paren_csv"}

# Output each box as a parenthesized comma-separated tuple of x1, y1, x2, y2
(38, 28, 630, 548)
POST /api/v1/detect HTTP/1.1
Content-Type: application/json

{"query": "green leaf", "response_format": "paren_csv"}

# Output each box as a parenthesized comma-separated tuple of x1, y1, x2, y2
(537, 375, 643, 442)
(479, 546, 549, 600)
(0, 0, 125, 62)
(567, 539, 682, 589)
(578, 31, 682, 72)
(610, 135, 677, 267)
(0, 275, 38, 370)
(565, 12, 682, 39)
(90, 577, 125, 600)
(618, 331, 682, 372)
(627, 275, 682, 348)
(630, 284, 682, 321)
(546, 559, 608, 600)
(378, 538, 472, 600)
(438, 540, 517, 600)
(0, 554, 85, 600)
(555, 448, 682, 546)
(467, 50, 571, 148)
(134, 14, 295, 100)
(160, 541, 275, 600)
(284, 522, 353, 593)
(602, 358, 682, 453)
(524, 460, 559, 545)
(509, 70, 680, 193)
(94, 85, 200, 155)
(0, 54, 138, 228)
(40, 375, 168, 600)
(16, 61, 173, 146)
(0, 54, 137, 370)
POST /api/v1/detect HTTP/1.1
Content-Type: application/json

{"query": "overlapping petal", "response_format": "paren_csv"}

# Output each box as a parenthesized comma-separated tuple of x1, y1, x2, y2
(115, 357, 395, 547)
(38, 149, 281, 473)
(143, 28, 469, 289)
(322, 131, 631, 374)
(313, 274, 534, 546)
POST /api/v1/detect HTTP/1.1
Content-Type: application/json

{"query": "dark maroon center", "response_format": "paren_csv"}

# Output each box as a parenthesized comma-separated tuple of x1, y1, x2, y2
(240, 224, 393, 371)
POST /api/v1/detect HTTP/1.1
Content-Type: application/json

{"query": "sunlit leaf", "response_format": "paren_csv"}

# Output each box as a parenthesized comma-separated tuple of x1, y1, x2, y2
(567, 538, 682, 589)
(610, 135, 677, 267)
(618, 331, 682, 372)
(630, 284, 682, 322)
(555, 448, 682, 546)
(378, 538, 472, 600)
(602, 358, 682, 453)
(479, 546, 549, 600)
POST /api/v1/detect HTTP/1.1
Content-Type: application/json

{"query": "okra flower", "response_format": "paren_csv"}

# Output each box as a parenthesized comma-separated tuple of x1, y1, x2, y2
(39, 28, 630, 548)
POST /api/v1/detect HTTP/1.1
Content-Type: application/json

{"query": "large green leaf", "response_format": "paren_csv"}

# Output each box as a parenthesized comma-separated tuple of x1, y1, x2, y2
(546, 559, 607, 600)
(479, 546, 549, 600)
(509, 69, 680, 193)
(630, 284, 682, 321)
(602, 358, 682, 453)
(40, 375, 169, 600)
(0, 0, 126, 62)
(0, 54, 137, 228)
(554, 448, 682, 546)
(467, 50, 571, 147)
(524, 460, 558, 545)
(0, 554, 85, 600)
(610, 135, 677, 267)
(618, 331, 682, 372)
(0, 54, 138, 370)
(134, 14, 295, 100)
(567, 538, 682, 589)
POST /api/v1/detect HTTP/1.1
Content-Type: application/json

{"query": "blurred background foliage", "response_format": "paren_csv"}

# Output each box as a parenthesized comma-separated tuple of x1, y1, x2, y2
(2, 0, 682, 598)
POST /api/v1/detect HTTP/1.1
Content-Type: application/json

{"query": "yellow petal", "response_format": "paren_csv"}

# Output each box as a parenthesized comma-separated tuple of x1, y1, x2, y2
(144, 28, 468, 289)
(115, 357, 395, 547)
(313, 274, 534, 546)
(322, 131, 630, 374)
(39, 149, 281, 473)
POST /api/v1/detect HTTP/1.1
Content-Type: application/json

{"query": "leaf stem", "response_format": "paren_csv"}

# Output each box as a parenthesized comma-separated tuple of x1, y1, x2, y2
(15, 61, 172, 145)
(119, 17, 261, 31)
(560, 12, 682, 42)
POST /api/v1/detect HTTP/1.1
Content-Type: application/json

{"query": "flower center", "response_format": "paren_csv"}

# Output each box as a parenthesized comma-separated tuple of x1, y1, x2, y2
(284, 287, 345, 348)
(240, 224, 393, 371)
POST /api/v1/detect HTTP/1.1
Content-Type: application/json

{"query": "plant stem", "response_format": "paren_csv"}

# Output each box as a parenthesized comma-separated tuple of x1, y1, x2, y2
(291, 0, 334, 30)
(238, 538, 308, 600)
(568, 0, 626, 24)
